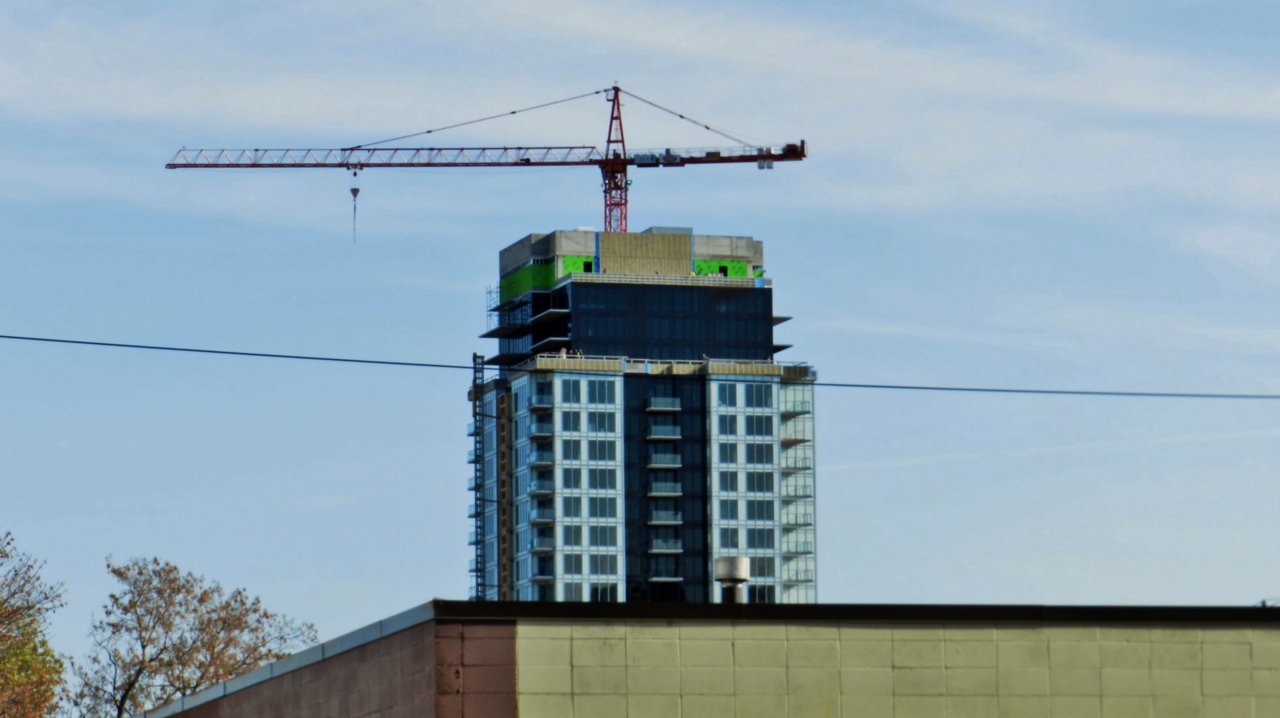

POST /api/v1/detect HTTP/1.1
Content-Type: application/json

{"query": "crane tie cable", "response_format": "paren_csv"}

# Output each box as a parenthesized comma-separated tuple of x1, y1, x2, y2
(4, 334, 1280, 401)
(345, 88, 612, 150)
(618, 88, 756, 146)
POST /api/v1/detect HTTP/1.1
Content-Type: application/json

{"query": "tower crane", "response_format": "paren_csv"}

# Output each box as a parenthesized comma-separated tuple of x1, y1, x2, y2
(166, 86, 806, 233)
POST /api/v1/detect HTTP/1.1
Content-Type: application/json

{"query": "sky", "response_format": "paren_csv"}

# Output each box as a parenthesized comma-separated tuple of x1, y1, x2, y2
(2, 0, 1279, 662)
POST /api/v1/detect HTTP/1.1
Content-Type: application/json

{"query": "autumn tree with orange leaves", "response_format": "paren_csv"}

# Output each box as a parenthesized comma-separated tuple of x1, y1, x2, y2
(0, 532, 64, 718)
(66, 558, 316, 718)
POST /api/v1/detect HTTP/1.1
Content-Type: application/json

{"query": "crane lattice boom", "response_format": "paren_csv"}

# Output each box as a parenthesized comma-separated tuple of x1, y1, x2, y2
(165, 86, 806, 232)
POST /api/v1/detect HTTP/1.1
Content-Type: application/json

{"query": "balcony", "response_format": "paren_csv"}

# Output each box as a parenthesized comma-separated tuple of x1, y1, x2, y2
(647, 452, 682, 469)
(529, 478, 554, 495)
(531, 535, 556, 553)
(649, 538, 683, 553)
(468, 502, 481, 518)
(781, 436, 810, 447)
(780, 482, 814, 499)
(648, 481, 682, 497)
(782, 512, 815, 527)
(467, 475, 480, 491)
(782, 570, 816, 583)
(529, 450, 555, 467)
(529, 507, 555, 524)
(649, 510, 683, 525)
(529, 420, 554, 438)
(780, 456, 813, 473)
(467, 420, 479, 436)
(780, 401, 812, 416)
(468, 530, 479, 546)
(467, 448, 481, 464)
(646, 397, 681, 412)
(782, 541, 815, 555)
(648, 575, 684, 583)
(529, 393, 555, 411)
(646, 424, 681, 440)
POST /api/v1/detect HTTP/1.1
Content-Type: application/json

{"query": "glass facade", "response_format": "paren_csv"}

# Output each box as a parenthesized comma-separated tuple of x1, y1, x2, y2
(472, 229, 816, 604)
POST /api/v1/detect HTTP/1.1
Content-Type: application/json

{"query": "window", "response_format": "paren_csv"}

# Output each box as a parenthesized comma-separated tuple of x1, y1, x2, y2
(718, 471, 738, 492)
(561, 379, 581, 403)
(562, 468, 581, 489)
(589, 525, 618, 546)
(649, 556, 678, 577)
(587, 411, 616, 432)
(745, 415, 773, 436)
(563, 525, 582, 545)
(746, 472, 774, 492)
(563, 583, 583, 601)
(720, 528, 739, 549)
(563, 554, 583, 575)
(746, 499, 774, 521)
(561, 411, 581, 432)
(718, 443, 738, 463)
(745, 383, 772, 408)
(747, 528, 775, 549)
(717, 384, 737, 407)
(750, 557, 776, 578)
(587, 379, 616, 404)
(562, 496, 581, 518)
(587, 440, 616, 461)
(718, 415, 737, 436)
(745, 443, 774, 465)
(590, 583, 618, 602)
(561, 439, 581, 460)
(719, 499, 738, 520)
(588, 468, 617, 490)
(589, 555, 618, 575)
(748, 585, 776, 604)
(588, 497, 617, 518)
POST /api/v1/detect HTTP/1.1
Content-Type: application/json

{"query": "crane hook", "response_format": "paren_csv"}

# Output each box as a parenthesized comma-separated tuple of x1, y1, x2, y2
(350, 170, 360, 244)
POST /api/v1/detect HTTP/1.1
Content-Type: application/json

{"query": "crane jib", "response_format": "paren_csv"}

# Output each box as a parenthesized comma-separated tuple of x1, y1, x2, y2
(164, 143, 806, 170)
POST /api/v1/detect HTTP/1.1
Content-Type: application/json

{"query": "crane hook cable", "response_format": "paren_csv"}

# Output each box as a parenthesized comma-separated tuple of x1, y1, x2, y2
(617, 88, 757, 147)
(344, 88, 612, 150)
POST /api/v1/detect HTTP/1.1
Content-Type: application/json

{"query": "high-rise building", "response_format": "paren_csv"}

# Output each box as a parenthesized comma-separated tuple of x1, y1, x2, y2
(468, 227, 815, 603)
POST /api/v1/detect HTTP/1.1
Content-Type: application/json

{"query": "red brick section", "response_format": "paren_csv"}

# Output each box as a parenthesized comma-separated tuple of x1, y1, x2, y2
(170, 618, 515, 718)
(434, 621, 516, 718)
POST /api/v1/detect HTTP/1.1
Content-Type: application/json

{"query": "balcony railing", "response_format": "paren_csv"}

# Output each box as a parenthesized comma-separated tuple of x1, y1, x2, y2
(780, 482, 814, 499)
(529, 420, 554, 437)
(783, 570, 816, 582)
(647, 397, 681, 411)
(529, 450, 555, 466)
(781, 401, 812, 415)
(648, 481, 682, 496)
(650, 538, 683, 552)
(530, 393, 554, 410)
(649, 510, 683, 524)
(647, 424, 681, 440)
(782, 512, 815, 526)
(529, 507, 555, 523)
(782, 541, 815, 554)
(467, 448, 481, 464)
(648, 453, 682, 468)
(531, 535, 556, 551)
(529, 478, 554, 494)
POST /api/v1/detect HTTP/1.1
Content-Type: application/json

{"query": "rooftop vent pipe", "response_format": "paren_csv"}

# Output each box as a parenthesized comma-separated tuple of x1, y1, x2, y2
(714, 557, 750, 604)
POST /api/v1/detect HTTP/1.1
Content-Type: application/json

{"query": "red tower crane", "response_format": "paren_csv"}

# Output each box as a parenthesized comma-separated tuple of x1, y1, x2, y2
(166, 86, 805, 233)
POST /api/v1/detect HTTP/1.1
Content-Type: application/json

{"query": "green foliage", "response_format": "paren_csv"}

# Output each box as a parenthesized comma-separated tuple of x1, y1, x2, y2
(0, 532, 64, 718)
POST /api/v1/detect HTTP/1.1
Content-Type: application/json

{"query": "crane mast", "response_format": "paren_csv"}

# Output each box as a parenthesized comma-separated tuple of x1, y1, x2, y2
(166, 86, 806, 233)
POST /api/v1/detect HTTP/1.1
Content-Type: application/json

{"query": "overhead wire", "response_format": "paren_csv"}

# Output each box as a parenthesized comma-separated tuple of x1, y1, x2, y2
(3, 334, 1279, 401)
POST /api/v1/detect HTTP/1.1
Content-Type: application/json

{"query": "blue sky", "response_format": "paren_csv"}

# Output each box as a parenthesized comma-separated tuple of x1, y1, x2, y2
(2, 1, 1278, 660)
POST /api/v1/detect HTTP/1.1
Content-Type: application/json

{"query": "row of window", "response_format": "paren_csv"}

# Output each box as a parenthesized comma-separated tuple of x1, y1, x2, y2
(719, 499, 775, 521)
(561, 439, 618, 461)
(563, 524, 618, 547)
(719, 471, 775, 492)
(559, 379, 617, 405)
(720, 527, 775, 549)
(717, 442, 774, 464)
(562, 467, 618, 490)
(563, 553, 618, 576)
(561, 410, 617, 433)
(562, 496, 618, 519)
(562, 583, 618, 602)
(716, 415, 773, 436)
(716, 383, 773, 408)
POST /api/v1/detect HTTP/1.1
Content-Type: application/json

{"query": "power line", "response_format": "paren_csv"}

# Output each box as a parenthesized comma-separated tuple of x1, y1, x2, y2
(5, 333, 1279, 401)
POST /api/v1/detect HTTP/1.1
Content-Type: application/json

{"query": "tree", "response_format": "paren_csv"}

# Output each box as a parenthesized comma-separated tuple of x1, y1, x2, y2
(67, 558, 317, 718)
(0, 532, 64, 718)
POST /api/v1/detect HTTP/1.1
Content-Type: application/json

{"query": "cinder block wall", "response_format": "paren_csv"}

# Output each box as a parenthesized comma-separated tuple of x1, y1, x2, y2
(514, 620, 1280, 718)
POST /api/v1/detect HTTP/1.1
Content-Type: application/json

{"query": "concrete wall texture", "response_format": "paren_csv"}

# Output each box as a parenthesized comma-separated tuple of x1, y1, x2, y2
(514, 620, 1280, 718)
